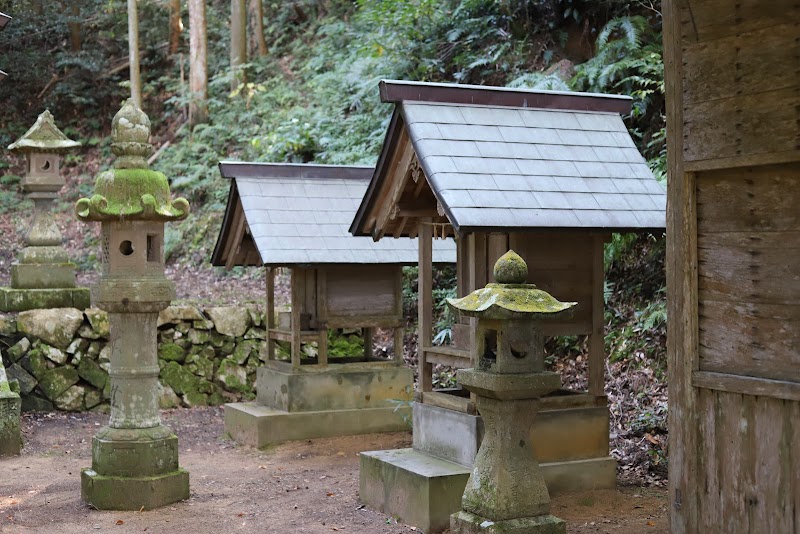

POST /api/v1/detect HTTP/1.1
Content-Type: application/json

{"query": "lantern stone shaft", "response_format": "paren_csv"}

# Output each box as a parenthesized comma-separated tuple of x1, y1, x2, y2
(447, 250, 575, 534)
(77, 99, 190, 510)
(0, 110, 89, 311)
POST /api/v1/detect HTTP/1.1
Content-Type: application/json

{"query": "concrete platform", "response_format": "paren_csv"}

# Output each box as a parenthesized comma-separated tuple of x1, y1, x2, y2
(359, 447, 615, 533)
(224, 402, 411, 447)
(359, 397, 617, 532)
(360, 448, 470, 534)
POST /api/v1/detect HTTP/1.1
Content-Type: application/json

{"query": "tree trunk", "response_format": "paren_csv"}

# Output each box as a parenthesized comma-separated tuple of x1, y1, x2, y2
(69, 3, 81, 51)
(188, 0, 208, 125)
(169, 0, 182, 55)
(248, 0, 267, 57)
(230, 0, 247, 90)
(128, 0, 142, 108)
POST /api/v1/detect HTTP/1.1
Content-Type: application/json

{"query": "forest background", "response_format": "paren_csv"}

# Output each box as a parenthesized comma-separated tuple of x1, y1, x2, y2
(0, 0, 667, 484)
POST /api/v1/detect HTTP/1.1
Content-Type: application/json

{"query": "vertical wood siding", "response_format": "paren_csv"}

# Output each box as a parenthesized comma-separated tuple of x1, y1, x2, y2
(696, 389, 798, 531)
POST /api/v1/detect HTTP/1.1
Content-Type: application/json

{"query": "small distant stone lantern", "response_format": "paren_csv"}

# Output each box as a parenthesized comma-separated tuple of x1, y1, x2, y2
(447, 250, 576, 534)
(0, 110, 90, 312)
(76, 99, 190, 510)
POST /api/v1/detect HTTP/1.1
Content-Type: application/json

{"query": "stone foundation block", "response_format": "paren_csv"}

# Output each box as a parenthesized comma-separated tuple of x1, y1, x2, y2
(256, 362, 413, 412)
(81, 468, 189, 510)
(360, 448, 470, 533)
(11, 263, 77, 289)
(450, 511, 566, 534)
(0, 287, 90, 312)
(413, 402, 483, 467)
(224, 402, 410, 447)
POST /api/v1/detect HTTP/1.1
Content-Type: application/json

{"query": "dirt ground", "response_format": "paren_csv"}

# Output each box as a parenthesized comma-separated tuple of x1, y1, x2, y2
(1, 408, 667, 534)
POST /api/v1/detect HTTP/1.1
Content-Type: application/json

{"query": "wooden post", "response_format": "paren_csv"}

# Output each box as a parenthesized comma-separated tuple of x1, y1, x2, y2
(588, 235, 606, 396)
(393, 326, 404, 363)
(317, 328, 328, 366)
(419, 219, 433, 393)
(664, 0, 699, 529)
(265, 267, 275, 361)
(363, 327, 374, 361)
(290, 268, 302, 369)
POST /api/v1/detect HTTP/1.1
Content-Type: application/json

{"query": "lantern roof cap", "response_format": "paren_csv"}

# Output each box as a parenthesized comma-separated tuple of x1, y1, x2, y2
(8, 110, 80, 153)
(447, 250, 576, 320)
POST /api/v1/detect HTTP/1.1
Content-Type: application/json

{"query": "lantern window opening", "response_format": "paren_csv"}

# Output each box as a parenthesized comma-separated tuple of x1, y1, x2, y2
(146, 234, 160, 263)
(119, 240, 134, 257)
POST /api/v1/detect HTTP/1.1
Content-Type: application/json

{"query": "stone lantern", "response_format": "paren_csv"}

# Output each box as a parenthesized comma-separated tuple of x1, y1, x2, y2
(447, 250, 576, 534)
(0, 110, 90, 311)
(76, 99, 190, 510)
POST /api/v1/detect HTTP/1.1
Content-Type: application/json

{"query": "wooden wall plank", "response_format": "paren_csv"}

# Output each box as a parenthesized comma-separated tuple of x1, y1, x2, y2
(693, 371, 800, 402)
(697, 388, 719, 530)
(683, 87, 799, 164)
(696, 166, 800, 233)
(699, 301, 800, 381)
(717, 392, 748, 532)
(325, 265, 399, 317)
(682, 23, 799, 104)
(753, 397, 792, 532)
(683, 0, 798, 42)
(793, 400, 800, 531)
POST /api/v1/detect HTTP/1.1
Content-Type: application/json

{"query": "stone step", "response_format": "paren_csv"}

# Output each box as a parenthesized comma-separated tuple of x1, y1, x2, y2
(224, 402, 411, 447)
(360, 448, 470, 534)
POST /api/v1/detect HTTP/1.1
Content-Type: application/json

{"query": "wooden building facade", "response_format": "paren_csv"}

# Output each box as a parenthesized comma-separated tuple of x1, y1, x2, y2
(665, 0, 800, 531)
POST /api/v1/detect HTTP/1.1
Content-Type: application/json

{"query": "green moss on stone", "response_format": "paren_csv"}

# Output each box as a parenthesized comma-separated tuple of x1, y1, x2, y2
(159, 343, 186, 363)
(78, 358, 108, 389)
(493, 250, 528, 284)
(39, 367, 79, 400)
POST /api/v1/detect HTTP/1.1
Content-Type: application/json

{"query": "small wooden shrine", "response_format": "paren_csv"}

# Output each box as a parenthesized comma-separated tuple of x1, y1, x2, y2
(212, 162, 455, 446)
(354, 80, 666, 532)
(664, 0, 800, 531)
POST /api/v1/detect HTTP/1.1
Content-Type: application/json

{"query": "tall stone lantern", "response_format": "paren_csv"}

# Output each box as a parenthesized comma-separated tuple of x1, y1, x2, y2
(0, 110, 90, 311)
(447, 250, 576, 534)
(76, 99, 190, 510)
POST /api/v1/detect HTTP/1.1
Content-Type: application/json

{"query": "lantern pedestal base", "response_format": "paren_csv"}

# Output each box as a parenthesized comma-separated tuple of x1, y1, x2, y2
(81, 468, 189, 511)
(81, 425, 189, 510)
(451, 511, 566, 534)
(0, 287, 90, 311)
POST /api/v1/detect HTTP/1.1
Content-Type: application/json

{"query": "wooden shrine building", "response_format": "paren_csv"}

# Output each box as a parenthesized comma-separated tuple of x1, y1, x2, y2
(212, 162, 455, 446)
(353, 80, 666, 532)
(664, 0, 800, 532)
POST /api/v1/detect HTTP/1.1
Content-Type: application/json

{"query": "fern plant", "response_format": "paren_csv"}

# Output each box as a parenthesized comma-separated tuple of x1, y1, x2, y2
(572, 15, 665, 162)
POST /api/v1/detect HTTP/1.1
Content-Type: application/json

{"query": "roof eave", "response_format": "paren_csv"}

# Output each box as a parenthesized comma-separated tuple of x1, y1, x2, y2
(349, 107, 403, 237)
(379, 79, 633, 115)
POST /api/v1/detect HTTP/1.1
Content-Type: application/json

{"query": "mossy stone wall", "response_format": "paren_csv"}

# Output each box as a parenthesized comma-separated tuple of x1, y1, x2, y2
(0, 305, 266, 412)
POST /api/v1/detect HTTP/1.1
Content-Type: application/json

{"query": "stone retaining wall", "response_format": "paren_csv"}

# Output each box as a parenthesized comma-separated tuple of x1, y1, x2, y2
(0, 305, 267, 412)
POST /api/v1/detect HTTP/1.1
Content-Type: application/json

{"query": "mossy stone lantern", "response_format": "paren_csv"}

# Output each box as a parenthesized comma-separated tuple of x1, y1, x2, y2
(0, 110, 90, 311)
(447, 250, 575, 534)
(76, 99, 190, 510)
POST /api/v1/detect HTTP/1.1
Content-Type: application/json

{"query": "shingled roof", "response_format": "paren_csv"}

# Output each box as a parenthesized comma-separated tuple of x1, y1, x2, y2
(351, 80, 666, 238)
(211, 162, 455, 267)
